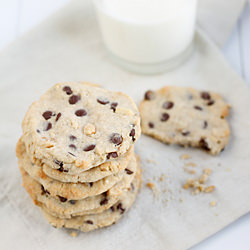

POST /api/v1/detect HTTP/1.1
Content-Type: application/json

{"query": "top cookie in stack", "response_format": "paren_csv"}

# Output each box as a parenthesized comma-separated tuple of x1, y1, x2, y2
(17, 82, 141, 232)
(22, 82, 140, 172)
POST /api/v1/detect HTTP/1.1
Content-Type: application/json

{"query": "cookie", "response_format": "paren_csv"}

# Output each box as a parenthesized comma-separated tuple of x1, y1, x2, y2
(139, 86, 230, 155)
(21, 82, 141, 173)
(18, 146, 137, 200)
(40, 170, 141, 232)
(17, 137, 134, 183)
(20, 157, 140, 218)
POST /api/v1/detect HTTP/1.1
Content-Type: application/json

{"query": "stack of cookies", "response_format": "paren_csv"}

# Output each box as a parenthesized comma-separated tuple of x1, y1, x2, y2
(16, 82, 141, 232)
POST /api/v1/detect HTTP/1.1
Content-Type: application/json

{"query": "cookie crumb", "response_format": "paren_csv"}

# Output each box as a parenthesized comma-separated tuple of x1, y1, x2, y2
(210, 201, 216, 207)
(147, 182, 155, 189)
(70, 231, 78, 237)
(180, 154, 191, 160)
(185, 162, 197, 167)
(159, 174, 166, 182)
(183, 169, 215, 195)
(204, 185, 215, 193)
(146, 182, 160, 198)
(204, 168, 212, 175)
(184, 167, 196, 174)
(199, 174, 208, 184)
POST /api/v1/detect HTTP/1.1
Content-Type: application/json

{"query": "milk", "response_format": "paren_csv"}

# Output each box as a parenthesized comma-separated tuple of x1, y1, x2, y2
(94, 0, 197, 73)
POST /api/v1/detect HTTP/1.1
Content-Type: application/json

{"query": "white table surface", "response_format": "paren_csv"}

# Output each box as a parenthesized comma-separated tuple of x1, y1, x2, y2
(0, 1, 249, 249)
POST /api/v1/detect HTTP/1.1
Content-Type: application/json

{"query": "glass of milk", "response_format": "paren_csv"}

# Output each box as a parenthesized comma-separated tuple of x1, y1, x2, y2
(94, 0, 197, 74)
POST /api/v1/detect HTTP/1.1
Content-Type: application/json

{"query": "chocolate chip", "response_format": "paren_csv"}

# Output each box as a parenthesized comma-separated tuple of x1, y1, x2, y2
(129, 128, 136, 142)
(203, 120, 208, 129)
(69, 135, 77, 141)
(111, 102, 118, 112)
(130, 183, 135, 191)
(68, 152, 76, 157)
(110, 206, 115, 212)
(58, 196, 67, 202)
(100, 198, 108, 206)
(207, 100, 215, 106)
(117, 203, 125, 214)
(41, 185, 50, 195)
(130, 128, 135, 137)
(56, 112, 61, 121)
(54, 160, 63, 167)
(201, 91, 211, 100)
(148, 122, 154, 128)
(199, 138, 210, 151)
(83, 144, 96, 152)
(69, 200, 76, 205)
(69, 95, 80, 104)
(75, 109, 87, 117)
(181, 130, 190, 136)
(194, 105, 203, 111)
(57, 165, 69, 172)
(69, 144, 76, 150)
(144, 90, 155, 100)
(125, 168, 133, 175)
(97, 98, 109, 105)
(42, 111, 53, 120)
(41, 185, 46, 195)
(57, 166, 64, 172)
(107, 152, 118, 159)
(110, 133, 123, 145)
(44, 122, 52, 131)
(162, 101, 174, 109)
(36, 129, 40, 133)
(63, 86, 73, 95)
(161, 113, 169, 122)
(85, 220, 93, 225)
(89, 182, 93, 187)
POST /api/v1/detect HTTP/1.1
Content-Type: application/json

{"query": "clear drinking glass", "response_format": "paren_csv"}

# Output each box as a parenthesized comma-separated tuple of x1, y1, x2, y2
(94, 0, 197, 74)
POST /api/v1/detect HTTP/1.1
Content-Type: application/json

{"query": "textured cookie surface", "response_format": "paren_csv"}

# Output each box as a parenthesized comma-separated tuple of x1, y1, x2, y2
(18, 145, 137, 200)
(140, 86, 230, 155)
(20, 158, 139, 218)
(17, 137, 134, 183)
(22, 82, 141, 172)
(40, 169, 141, 232)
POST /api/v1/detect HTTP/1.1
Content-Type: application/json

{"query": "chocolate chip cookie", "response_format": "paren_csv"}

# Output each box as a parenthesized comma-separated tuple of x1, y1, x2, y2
(140, 86, 230, 155)
(22, 82, 141, 173)
(17, 137, 134, 183)
(18, 144, 137, 200)
(40, 169, 141, 232)
(20, 156, 139, 218)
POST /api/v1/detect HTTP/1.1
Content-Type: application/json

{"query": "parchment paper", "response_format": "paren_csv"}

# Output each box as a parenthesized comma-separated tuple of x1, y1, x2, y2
(0, 1, 250, 250)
